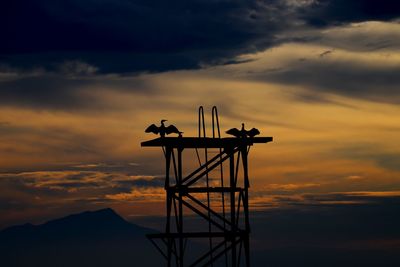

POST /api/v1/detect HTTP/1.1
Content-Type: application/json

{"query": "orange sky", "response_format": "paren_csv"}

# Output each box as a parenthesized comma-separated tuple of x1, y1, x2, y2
(1, 21, 400, 228)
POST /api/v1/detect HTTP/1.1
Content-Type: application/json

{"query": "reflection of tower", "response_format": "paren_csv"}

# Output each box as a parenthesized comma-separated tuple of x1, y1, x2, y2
(142, 106, 273, 266)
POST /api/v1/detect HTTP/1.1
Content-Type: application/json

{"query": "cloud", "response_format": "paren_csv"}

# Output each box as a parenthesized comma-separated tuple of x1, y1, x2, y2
(1, 0, 287, 73)
(0, 169, 167, 230)
(317, 21, 400, 52)
(1, 4, 399, 113)
(105, 188, 165, 202)
(58, 61, 99, 76)
(2, 0, 399, 74)
(263, 183, 322, 191)
(0, 74, 92, 110)
(116, 176, 165, 188)
(214, 21, 400, 105)
(0, 69, 159, 110)
(250, 191, 400, 208)
(346, 175, 364, 180)
(300, 0, 400, 26)
(334, 144, 400, 172)
(72, 162, 140, 172)
(0, 170, 164, 207)
(266, 56, 400, 104)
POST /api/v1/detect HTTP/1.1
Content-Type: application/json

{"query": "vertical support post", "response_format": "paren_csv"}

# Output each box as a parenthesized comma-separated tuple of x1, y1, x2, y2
(166, 190, 172, 267)
(241, 144, 250, 267)
(229, 147, 237, 267)
(165, 147, 171, 189)
(241, 145, 250, 231)
(177, 147, 184, 267)
(242, 145, 249, 188)
(165, 147, 172, 267)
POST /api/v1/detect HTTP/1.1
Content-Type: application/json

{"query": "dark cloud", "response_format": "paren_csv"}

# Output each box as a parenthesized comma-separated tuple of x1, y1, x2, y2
(0, 75, 92, 110)
(0, 122, 112, 165)
(1, 0, 286, 73)
(334, 144, 400, 172)
(2, 0, 399, 74)
(319, 50, 333, 58)
(301, 0, 400, 27)
(301, 192, 400, 206)
(252, 191, 400, 209)
(374, 154, 400, 172)
(0, 70, 157, 110)
(0, 170, 162, 206)
(0, 1, 398, 110)
(253, 57, 400, 104)
(71, 162, 140, 173)
(289, 91, 357, 108)
(114, 176, 164, 188)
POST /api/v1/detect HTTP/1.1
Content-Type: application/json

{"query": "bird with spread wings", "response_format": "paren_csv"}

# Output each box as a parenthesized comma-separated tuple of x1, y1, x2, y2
(145, 119, 181, 137)
(226, 123, 260, 138)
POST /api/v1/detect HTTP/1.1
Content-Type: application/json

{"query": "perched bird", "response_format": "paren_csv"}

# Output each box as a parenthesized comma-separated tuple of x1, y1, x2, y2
(226, 123, 260, 138)
(145, 120, 181, 137)
(246, 126, 260, 138)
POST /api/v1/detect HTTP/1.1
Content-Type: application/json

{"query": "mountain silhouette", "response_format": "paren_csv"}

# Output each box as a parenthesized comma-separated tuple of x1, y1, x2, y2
(0, 208, 162, 267)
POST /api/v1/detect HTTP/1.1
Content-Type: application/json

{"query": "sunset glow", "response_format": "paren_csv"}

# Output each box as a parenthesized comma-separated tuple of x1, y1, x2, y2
(1, 0, 400, 236)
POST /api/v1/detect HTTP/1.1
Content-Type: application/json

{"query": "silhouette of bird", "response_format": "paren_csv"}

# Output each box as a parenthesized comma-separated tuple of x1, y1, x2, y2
(226, 123, 260, 138)
(145, 120, 181, 137)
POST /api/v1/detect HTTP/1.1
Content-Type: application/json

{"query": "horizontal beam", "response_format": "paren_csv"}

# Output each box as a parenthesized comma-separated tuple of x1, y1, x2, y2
(168, 186, 244, 193)
(147, 232, 248, 239)
(141, 137, 273, 148)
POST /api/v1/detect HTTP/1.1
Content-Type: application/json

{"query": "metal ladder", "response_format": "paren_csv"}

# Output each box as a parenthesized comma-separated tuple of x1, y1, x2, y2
(196, 106, 228, 266)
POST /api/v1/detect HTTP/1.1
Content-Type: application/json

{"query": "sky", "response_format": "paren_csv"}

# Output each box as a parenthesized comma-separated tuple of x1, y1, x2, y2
(1, 0, 400, 229)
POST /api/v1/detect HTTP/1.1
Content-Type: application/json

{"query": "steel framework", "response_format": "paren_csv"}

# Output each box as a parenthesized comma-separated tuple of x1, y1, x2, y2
(141, 107, 272, 266)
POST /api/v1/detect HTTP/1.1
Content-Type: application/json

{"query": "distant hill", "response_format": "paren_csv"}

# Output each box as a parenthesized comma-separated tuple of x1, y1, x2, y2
(0, 208, 162, 267)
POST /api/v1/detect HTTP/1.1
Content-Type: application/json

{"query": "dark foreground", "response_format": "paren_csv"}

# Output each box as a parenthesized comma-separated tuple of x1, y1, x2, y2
(1, 201, 400, 266)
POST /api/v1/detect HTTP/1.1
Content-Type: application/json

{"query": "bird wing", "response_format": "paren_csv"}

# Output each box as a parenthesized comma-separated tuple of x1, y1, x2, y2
(247, 128, 260, 137)
(145, 124, 159, 134)
(226, 128, 241, 137)
(166, 125, 180, 135)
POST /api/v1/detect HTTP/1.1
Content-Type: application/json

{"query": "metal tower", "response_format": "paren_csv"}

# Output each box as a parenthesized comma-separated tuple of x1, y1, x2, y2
(142, 107, 272, 266)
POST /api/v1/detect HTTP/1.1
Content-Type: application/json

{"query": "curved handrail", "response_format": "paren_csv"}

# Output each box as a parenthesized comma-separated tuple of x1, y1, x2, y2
(212, 106, 228, 266)
(198, 106, 213, 264)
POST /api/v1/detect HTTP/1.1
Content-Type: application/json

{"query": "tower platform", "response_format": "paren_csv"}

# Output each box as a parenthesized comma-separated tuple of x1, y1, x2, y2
(141, 136, 273, 148)
(141, 135, 272, 266)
